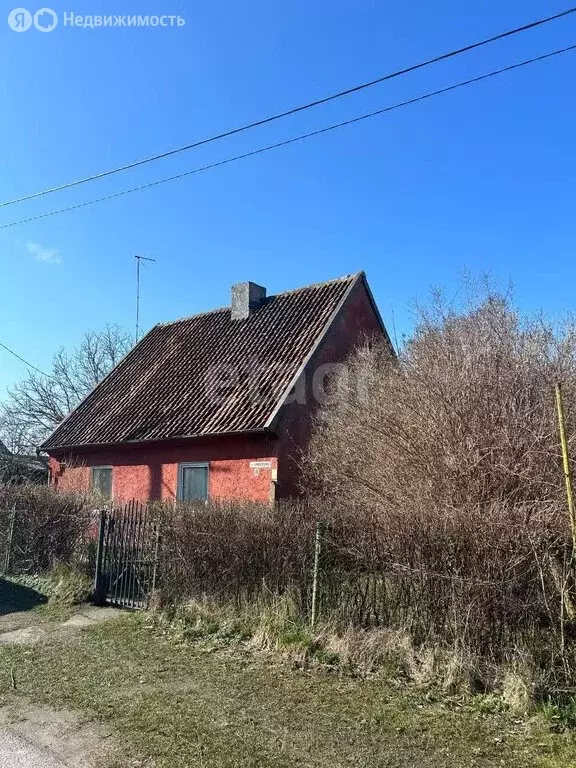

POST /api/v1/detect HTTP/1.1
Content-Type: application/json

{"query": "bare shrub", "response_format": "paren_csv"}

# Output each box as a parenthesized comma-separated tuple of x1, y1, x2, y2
(0, 484, 93, 574)
(302, 284, 576, 684)
(159, 499, 318, 611)
(319, 501, 565, 652)
(108, 488, 567, 694)
(306, 288, 576, 510)
(148, 497, 569, 688)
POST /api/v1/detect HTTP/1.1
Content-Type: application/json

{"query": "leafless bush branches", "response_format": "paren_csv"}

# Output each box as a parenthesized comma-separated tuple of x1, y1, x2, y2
(306, 290, 576, 511)
(0, 485, 94, 574)
(158, 500, 319, 610)
(300, 285, 576, 674)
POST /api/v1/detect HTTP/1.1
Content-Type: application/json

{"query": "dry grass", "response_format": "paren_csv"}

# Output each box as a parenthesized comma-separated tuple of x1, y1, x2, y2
(502, 667, 535, 716)
(2, 611, 576, 768)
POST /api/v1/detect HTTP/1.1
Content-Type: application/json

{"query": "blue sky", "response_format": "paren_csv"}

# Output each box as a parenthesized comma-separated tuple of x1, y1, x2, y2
(0, 0, 574, 395)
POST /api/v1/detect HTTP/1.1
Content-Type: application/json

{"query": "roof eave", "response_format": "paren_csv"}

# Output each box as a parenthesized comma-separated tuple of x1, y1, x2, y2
(41, 426, 274, 454)
(361, 276, 397, 356)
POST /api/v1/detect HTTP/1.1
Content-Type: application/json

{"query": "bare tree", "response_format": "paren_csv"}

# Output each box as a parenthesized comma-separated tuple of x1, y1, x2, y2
(0, 324, 132, 453)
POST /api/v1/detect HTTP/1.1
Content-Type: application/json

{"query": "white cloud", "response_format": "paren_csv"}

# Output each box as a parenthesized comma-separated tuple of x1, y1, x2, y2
(25, 241, 62, 265)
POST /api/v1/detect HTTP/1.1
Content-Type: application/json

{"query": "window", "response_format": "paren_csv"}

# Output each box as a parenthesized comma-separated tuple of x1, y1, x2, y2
(91, 466, 112, 500)
(178, 463, 209, 501)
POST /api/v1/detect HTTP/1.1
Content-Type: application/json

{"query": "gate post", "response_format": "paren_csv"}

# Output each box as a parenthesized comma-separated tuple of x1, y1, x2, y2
(93, 509, 107, 606)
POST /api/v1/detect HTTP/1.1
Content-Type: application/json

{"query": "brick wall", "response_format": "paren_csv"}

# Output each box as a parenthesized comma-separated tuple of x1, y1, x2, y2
(50, 434, 278, 503)
(274, 277, 388, 496)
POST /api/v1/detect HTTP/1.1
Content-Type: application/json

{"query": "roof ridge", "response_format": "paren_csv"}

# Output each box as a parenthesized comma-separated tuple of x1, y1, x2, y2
(272, 272, 359, 297)
(159, 273, 361, 327)
(158, 305, 228, 327)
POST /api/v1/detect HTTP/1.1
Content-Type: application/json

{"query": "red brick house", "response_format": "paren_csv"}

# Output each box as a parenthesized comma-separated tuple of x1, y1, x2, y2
(42, 272, 390, 503)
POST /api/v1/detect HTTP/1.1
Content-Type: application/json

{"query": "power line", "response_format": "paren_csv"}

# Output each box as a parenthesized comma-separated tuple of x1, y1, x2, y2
(2, 6, 575, 209)
(1, 43, 574, 231)
(0, 341, 54, 379)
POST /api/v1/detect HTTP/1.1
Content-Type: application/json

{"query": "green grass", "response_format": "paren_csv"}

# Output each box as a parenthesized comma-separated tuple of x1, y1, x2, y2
(1, 613, 576, 767)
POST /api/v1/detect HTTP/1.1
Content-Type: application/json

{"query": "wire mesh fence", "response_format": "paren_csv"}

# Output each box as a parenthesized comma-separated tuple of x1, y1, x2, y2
(0, 487, 571, 662)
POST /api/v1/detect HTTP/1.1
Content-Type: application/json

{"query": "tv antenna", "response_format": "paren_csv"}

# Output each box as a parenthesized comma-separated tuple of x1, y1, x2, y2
(135, 255, 156, 342)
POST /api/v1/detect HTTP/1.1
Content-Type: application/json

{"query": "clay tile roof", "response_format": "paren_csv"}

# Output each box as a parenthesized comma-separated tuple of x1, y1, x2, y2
(42, 274, 360, 450)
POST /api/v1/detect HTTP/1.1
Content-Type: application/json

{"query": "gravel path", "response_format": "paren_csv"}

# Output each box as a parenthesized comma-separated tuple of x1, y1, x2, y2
(0, 731, 66, 768)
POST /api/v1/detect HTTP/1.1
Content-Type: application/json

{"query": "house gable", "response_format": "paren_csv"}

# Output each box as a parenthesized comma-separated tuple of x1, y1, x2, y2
(272, 273, 391, 496)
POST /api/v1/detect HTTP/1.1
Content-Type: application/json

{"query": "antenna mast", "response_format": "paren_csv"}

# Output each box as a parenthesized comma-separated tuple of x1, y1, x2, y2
(135, 255, 156, 342)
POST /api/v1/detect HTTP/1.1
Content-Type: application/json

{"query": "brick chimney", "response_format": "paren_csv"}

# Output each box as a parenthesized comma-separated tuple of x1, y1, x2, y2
(231, 281, 266, 320)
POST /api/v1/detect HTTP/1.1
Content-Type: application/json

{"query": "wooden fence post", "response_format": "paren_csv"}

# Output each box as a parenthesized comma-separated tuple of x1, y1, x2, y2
(3, 506, 16, 575)
(149, 522, 162, 609)
(93, 509, 107, 606)
(556, 382, 576, 553)
(310, 521, 324, 629)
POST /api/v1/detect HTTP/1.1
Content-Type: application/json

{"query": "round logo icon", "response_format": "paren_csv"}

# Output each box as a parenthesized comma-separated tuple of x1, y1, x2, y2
(8, 7, 32, 31)
(34, 7, 57, 31)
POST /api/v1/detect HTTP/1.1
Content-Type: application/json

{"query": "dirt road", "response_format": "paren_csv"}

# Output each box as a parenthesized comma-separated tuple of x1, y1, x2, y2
(0, 731, 66, 768)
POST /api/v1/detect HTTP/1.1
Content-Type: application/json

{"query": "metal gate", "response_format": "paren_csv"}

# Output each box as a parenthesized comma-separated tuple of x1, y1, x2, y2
(93, 501, 160, 609)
